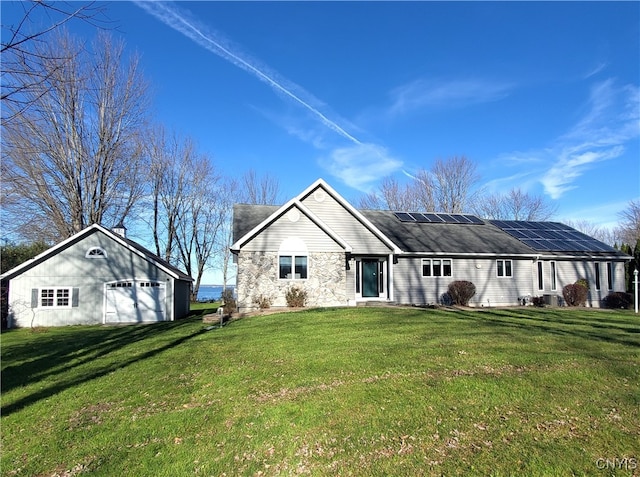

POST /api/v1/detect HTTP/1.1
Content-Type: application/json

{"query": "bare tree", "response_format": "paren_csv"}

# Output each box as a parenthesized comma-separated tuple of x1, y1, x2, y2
(173, 157, 225, 301)
(357, 156, 477, 213)
(240, 170, 282, 205)
(1, 1, 109, 117)
(217, 178, 240, 293)
(359, 176, 432, 211)
(563, 220, 615, 245)
(617, 199, 640, 246)
(1, 31, 149, 242)
(431, 156, 480, 213)
(473, 188, 557, 221)
(145, 127, 196, 262)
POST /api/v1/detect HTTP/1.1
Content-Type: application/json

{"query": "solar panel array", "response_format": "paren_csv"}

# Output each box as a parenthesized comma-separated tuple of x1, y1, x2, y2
(394, 212, 484, 225)
(489, 220, 616, 253)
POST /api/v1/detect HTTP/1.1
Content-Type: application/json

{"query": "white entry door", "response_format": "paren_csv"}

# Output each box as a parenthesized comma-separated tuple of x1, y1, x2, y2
(105, 281, 166, 323)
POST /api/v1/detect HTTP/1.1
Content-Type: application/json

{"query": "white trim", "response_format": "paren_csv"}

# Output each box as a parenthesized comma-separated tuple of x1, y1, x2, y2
(0, 223, 192, 282)
(85, 246, 107, 259)
(496, 259, 513, 278)
(230, 179, 400, 254)
(304, 180, 402, 253)
(231, 200, 352, 253)
(38, 287, 73, 308)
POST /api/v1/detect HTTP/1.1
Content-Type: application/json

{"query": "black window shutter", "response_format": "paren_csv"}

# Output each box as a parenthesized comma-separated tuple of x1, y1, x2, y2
(72, 288, 80, 307)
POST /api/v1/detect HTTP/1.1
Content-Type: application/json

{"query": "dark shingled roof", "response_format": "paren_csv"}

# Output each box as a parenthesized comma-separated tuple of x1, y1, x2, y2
(233, 204, 279, 244)
(361, 209, 535, 255)
(232, 204, 630, 258)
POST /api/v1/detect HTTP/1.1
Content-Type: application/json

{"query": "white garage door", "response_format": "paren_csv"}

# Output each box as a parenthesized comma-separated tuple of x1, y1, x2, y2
(105, 281, 166, 323)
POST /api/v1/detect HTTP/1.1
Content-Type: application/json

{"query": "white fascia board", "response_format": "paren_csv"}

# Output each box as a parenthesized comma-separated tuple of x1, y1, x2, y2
(534, 253, 632, 261)
(308, 179, 402, 254)
(295, 201, 352, 252)
(400, 252, 539, 258)
(102, 226, 187, 280)
(230, 195, 301, 252)
(0, 223, 104, 280)
(231, 199, 352, 253)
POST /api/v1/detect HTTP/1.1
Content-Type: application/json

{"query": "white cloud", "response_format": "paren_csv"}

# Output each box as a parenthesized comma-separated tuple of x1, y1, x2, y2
(319, 143, 403, 192)
(540, 79, 639, 199)
(541, 145, 626, 199)
(388, 78, 513, 116)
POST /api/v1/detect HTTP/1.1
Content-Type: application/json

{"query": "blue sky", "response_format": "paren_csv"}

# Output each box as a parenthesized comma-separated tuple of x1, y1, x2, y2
(3, 1, 639, 281)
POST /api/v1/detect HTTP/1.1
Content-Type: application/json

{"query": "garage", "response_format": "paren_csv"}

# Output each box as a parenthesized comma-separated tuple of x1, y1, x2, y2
(105, 280, 166, 323)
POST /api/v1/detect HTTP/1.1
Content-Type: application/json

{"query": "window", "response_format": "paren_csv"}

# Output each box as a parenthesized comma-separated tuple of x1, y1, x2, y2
(606, 262, 613, 290)
(422, 259, 452, 277)
(550, 261, 557, 291)
(595, 262, 601, 290)
(497, 259, 512, 277)
(279, 255, 307, 279)
(40, 288, 71, 307)
(85, 247, 107, 258)
(537, 261, 544, 290)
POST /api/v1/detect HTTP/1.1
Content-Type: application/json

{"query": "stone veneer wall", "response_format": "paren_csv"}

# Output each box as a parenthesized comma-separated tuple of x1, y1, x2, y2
(236, 251, 348, 312)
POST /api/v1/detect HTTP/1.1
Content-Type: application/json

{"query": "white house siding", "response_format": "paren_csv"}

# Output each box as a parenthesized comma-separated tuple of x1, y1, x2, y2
(393, 256, 533, 307)
(300, 188, 393, 255)
(538, 259, 627, 307)
(241, 206, 345, 253)
(6, 230, 176, 327)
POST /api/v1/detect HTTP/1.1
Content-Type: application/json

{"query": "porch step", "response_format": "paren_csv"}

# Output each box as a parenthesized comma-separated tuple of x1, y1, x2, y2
(357, 301, 397, 307)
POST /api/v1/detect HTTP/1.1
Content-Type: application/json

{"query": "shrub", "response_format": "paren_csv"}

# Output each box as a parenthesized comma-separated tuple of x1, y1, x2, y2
(562, 283, 588, 307)
(285, 285, 307, 308)
(602, 292, 633, 309)
(576, 278, 589, 290)
(447, 280, 476, 306)
(531, 296, 546, 307)
(220, 288, 237, 313)
(254, 294, 272, 310)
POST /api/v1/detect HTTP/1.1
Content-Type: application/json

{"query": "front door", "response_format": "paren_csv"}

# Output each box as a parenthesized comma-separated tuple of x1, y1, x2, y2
(362, 260, 379, 297)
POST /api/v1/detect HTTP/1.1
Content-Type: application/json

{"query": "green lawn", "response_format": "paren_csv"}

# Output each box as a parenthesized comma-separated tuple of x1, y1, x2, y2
(1, 306, 639, 476)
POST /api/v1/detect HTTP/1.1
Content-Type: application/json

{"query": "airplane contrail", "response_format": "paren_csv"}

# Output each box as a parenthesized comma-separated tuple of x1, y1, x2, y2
(135, 1, 362, 145)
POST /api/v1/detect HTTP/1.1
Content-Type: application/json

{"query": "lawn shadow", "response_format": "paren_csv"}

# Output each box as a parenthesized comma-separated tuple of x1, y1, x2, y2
(448, 308, 640, 349)
(1, 317, 206, 417)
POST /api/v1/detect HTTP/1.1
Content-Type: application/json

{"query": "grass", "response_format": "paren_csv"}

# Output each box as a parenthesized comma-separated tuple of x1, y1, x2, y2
(1, 306, 639, 476)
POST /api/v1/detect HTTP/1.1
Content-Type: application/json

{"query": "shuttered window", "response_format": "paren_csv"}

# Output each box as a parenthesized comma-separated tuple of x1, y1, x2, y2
(32, 288, 79, 308)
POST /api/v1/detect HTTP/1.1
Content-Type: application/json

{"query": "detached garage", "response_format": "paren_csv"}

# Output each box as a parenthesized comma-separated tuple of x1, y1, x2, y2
(1, 224, 193, 328)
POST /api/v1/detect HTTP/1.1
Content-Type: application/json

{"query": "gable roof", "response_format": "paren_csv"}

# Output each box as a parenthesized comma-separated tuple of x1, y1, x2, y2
(231, 179, 401, 254)
(0, 224, 193, 282)
(231, 179, 631, 260)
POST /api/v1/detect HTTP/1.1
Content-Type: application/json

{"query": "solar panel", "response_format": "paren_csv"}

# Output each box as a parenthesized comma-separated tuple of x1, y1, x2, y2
(394, 211, 483, 224)
(411, 213, 431, 223)
(394, 212, 415, 222)
(489, 220, 617, 253)
(423, 213, 445, 222)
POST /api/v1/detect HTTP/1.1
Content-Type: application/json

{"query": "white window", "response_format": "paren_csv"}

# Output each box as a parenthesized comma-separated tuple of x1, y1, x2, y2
(40, 288, 72, 308)
(497, 259, 512, 277)
(279, 255, 308, 279)
(606, 262, 613, 290)
(422, 259, 452, 277)
(537, 262, 544, 290)
(85, 247, 107, 258)
(550, 261, 557, 291)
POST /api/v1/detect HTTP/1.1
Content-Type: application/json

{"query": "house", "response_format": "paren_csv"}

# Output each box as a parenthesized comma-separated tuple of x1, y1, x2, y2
(231, 179, 630, 312)
(1, 224, 193, 328)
